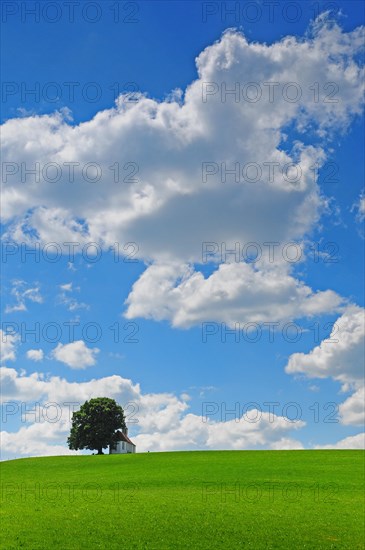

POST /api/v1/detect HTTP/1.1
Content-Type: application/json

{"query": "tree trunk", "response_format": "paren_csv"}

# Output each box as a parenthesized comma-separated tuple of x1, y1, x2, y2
(97, 448, 104, 455)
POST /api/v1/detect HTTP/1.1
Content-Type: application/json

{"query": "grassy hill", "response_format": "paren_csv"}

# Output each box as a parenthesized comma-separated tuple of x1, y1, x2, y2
(1, 450, 364, 549)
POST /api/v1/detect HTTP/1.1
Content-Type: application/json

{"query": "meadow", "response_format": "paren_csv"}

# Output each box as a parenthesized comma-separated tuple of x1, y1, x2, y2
(1, 450, 364, 549)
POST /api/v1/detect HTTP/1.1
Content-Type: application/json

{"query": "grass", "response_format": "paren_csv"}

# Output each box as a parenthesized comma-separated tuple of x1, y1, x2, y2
(1, 450, 364, 549)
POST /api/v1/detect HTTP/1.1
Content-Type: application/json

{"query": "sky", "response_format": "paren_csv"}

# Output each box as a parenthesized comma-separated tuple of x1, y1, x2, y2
(0, 0, 364, 459)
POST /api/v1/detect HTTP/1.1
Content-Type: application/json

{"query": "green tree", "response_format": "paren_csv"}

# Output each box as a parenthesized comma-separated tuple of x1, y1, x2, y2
(68, 397, 126, 455)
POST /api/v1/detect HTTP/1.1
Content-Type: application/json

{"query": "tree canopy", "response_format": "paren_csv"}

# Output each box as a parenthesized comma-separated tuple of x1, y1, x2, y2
(68, 397, 126, 455)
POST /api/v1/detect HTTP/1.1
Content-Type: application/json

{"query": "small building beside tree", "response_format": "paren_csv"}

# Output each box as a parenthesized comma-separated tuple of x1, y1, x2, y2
(109, 427, 136, 454)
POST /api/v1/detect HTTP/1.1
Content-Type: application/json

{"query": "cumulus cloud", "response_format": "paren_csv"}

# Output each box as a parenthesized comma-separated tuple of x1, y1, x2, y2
(0, 368, 304, 458)
(52, 340, 99, 369)
(0, 367, 139, 405)
(2, 21, 364, 257)
(3, 364, 361, 456)
(269, 438, 305, 450)
(3, 20, 364, 245)
(286, 305, 365, 428)
(0, 330, 18, 363)
(125, 261, 343, 327)
(315, 432, 365, 449)
(0, 422, 80, 459)
(133, 413, 305, 453)
(339, 387, 365, 426)
(1, 17, 364, 326)
(285, 305, 364, 387)
(26, 349, 44, 362)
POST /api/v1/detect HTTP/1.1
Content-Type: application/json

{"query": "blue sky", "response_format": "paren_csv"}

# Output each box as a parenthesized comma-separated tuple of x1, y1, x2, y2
(1, 1, 364, 458)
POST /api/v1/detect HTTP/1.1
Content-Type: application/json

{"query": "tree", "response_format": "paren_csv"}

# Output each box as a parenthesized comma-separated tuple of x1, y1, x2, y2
(68, 397, 126, 455)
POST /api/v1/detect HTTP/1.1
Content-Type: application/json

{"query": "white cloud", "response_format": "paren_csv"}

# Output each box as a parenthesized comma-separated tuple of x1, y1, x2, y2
(5, 280, 43, 313)
(315, 432, 365, 449)
(26, 349, 44, 362)
(0, 366, 48, 401)
(1, 422, 80, 459)
(132, 412, 305, 452)
(358, 195, 365, 220)
(0, 330, 18, 363)
(352, 192, 365, 237)
(0, 367, 305, 458)
(52, 340, 99, 369)
(57, 284, 89, 312)
(286, 305, 365, 429)
(0, 366, 139, 405)
(2, 18, 364, 325)
(125, 261, 343, 328)
(2, 20, 363, 258)
(354, 192, 365, 222)
(57, 293, 89, 312)
(285, 305, 364, 387)
(339, 386, 365, 426)
(60, 283, 73, 292)
(270, 438, 305, 450)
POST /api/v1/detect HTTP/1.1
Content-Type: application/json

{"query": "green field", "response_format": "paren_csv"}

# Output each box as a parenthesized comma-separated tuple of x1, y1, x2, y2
(1, 450, 364, 549)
